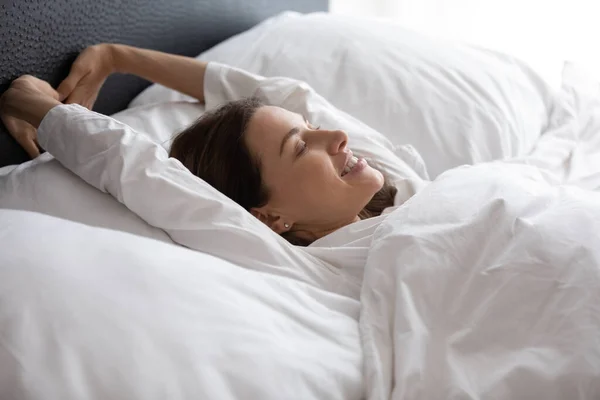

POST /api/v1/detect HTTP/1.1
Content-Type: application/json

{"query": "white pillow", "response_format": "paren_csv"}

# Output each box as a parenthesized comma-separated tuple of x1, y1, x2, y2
(111, 100, 205, 150)
(0, 209, 363, 400)
(132, 12, 557, 177)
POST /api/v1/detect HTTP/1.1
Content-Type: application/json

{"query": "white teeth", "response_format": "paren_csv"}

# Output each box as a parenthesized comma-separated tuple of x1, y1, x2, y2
(342, 156, 359, 176)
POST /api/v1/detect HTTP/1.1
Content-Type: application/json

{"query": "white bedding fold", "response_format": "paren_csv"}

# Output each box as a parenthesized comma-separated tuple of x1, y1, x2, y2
(507, 70, 600, 191)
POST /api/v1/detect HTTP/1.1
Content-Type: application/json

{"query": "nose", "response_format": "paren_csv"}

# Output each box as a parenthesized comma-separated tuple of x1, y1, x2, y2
(324, 128, 348, 155)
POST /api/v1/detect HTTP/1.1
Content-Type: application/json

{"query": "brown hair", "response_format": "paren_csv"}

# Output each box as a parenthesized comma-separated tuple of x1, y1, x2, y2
(169, 97, 397, 246)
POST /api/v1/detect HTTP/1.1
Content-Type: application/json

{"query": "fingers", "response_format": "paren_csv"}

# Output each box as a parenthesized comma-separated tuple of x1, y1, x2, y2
(1, 111, 42, 159)
(63, 76, 104, 110)
(57, 77, 77, 102)
(22, 139, 41, 159)
(57, 68, 85, 102)
(64, 86, 94, 109)
(33, 138, 45, 154)
(57, 45, 111, 109)
(86, 93, 99, 110)
(14, 124, 41, 159)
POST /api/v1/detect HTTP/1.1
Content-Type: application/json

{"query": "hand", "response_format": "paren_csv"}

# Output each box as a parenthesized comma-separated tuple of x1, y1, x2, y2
(0, 75, 61, 158)
(57, 43, 116, 109)
(1, 113, 42, 159)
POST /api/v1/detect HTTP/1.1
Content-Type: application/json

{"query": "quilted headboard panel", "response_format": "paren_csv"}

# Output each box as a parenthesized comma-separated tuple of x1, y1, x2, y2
(0, 0, 328, 166)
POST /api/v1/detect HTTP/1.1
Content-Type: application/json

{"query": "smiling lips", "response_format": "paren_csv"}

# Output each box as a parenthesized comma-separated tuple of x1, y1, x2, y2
(342, 155, 359, 176)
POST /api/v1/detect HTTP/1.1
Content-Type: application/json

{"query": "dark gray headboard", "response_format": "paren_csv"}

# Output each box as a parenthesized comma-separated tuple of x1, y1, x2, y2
(0, 0, 328, 167)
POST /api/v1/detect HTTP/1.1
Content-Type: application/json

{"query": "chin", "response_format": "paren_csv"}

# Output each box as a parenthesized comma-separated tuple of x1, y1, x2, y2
(366, 165, 385, 192)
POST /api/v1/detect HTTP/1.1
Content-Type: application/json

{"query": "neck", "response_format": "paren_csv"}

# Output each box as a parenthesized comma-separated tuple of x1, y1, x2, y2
(291, 215, 360, 242)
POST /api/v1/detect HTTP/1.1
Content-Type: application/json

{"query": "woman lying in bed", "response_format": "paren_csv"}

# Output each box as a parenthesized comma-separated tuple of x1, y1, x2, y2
(0, 44, 423, 246)
(6, 45, 600, 399)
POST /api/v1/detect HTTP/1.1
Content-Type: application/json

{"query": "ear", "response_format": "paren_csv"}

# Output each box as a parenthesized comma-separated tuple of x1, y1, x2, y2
(250, 207, 291, 234)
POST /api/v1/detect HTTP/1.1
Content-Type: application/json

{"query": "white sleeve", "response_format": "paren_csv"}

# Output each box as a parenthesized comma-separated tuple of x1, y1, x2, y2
(36, 103, 346, 295)
(204, 62, 424, 182)
(203, 62, 312, 109)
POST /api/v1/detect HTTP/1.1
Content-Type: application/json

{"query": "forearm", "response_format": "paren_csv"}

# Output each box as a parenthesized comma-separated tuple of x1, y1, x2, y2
(109, 44, 207, 103)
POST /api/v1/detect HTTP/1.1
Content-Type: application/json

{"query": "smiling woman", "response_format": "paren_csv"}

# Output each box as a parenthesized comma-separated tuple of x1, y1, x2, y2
(2, 42, 420, 247)
(169, 97, 397, 246)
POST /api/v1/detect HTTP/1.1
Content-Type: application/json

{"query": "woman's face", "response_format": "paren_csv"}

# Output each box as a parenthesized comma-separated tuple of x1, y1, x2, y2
(245, 105, 384, 237)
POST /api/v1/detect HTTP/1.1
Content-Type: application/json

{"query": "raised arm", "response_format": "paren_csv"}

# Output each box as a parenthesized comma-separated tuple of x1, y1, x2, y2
(57, 44, 208, 108)
(33, 103, 343, 294)
(0, 73, 345, 295)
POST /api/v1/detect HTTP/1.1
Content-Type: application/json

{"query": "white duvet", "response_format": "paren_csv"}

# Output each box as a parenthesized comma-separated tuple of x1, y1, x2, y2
(360, 71, 600, 398)
(361, 163, 600, 399)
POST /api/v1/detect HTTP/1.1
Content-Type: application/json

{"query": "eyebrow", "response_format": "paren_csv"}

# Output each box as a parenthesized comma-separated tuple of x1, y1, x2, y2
(279, 127, 300, 157)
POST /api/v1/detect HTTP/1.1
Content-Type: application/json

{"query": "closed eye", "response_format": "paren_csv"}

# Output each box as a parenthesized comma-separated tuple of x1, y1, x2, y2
(295, 141, 308, 157)
(293, 117, 318, 159)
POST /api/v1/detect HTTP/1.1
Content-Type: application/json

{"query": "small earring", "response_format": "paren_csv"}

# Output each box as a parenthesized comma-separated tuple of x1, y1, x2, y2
(284, 223, 290, 229)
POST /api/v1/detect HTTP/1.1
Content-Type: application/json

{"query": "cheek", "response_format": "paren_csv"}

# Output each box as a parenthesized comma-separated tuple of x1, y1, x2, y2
(297, 159, 340, 196)
(287, 168, 330, 201)
(269, 161, 334, 204)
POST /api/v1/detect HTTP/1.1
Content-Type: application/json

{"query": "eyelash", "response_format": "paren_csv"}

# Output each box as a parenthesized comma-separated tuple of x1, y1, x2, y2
(296, 141, 308, 157)
(295, 121, 319, 157)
